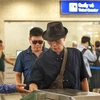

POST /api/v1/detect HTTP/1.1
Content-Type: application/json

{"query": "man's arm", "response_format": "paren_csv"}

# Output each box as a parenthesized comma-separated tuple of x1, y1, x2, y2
(15, 72, 22, 84)
(0, 84, 16, 93)
(4, 57, 14, 66)
(0, 51, 2, 58)
(29, 83, 38, 92)
(0, 84, 30, 93)
(0, 45, 3, 58)
(85, 50, 97, 62)
(81, 78, 89, 92)
(16, 83, 31, 93)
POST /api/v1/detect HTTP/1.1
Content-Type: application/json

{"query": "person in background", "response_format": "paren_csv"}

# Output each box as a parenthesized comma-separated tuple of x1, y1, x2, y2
(72, 41, 78, 48)
(13, 27, 47, 90)
(95, 41, 100, 66)
(29, 21, 89, 92)
(0, 40, 14, 78)
(0, 40, 14, 100)
(77, 36, 97, 78)
(0, 83, 30, 93)
(90, 40, 100, 93)
(0, 40, 14, 82)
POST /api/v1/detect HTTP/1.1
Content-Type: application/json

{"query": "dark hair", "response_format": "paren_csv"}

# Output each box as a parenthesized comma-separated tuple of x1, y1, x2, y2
(29, 27, 43, 38)
(81, 36, 90, 44)
(0, 40, 3, 43)
(95, 41, 100, 47)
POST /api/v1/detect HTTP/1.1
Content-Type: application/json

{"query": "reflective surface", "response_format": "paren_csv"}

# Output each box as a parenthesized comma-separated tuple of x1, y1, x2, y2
(0, 89, 100, 100)
(21, 89, 100, 100)
(42, 89, 88, 96)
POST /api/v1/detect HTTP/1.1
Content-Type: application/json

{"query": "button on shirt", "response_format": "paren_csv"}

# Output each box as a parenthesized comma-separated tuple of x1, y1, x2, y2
(29, 48, 89, 90)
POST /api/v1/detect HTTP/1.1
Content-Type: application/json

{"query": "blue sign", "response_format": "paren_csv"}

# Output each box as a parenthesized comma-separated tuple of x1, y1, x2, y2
(61, 1, 100, 14)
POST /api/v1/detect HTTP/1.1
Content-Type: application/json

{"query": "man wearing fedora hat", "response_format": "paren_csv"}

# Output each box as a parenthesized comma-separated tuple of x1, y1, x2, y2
(29, 21, 89, 92)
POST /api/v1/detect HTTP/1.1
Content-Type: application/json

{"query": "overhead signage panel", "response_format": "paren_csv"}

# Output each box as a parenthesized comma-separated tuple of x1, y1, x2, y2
(61, 1, 100, 14)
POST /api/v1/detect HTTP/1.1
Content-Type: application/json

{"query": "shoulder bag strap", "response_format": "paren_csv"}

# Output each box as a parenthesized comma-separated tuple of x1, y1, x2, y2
(49, 47, 68, 89)
(60, 47, 68, 76)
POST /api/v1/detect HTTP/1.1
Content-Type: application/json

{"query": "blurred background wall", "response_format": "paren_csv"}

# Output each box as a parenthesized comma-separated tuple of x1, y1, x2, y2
(0, 0, 100, 56)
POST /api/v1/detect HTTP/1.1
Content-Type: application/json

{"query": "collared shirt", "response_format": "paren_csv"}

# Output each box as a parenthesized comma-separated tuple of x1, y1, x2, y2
(13, 46, 47, 89)
(29, 48, 89, 90)
(0, 84, 16, 93)
(77, 45, 97, 77)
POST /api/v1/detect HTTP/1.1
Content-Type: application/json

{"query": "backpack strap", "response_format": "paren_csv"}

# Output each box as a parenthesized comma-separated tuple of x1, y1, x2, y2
(82, 48, 87, 54)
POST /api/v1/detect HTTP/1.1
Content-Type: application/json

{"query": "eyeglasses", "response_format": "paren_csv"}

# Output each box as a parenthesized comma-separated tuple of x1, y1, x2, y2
(32, 40, 44, 44)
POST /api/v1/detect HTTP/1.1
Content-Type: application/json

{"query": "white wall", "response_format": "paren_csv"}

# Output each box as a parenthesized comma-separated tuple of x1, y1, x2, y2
(4, 21, 100, 56)
(0, 0, 100, 55)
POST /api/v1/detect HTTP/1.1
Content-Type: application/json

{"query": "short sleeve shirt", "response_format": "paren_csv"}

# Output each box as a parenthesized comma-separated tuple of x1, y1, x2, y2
(13, 46, 47, 86)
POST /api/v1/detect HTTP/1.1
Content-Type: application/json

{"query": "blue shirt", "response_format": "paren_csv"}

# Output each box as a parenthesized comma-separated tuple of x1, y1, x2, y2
(77, 45, 97, 77)
(29, 48, 89, 90)
(0, 84, 16, 93)
(13, 46, 47, 89)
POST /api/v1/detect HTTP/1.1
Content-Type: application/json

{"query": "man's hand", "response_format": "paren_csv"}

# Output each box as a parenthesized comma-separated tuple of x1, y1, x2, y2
(29, 83, 38, 92)
(16, 83, 31, 93)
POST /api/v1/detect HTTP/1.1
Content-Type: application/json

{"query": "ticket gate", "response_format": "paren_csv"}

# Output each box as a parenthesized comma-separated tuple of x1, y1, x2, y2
(20, 89, 100, 100)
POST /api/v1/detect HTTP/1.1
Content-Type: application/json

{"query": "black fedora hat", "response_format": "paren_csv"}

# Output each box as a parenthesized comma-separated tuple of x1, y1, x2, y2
(42, 21, 68, 41)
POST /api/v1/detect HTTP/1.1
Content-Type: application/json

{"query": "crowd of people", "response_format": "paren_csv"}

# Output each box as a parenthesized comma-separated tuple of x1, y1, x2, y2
(0, 21, 100, 98)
